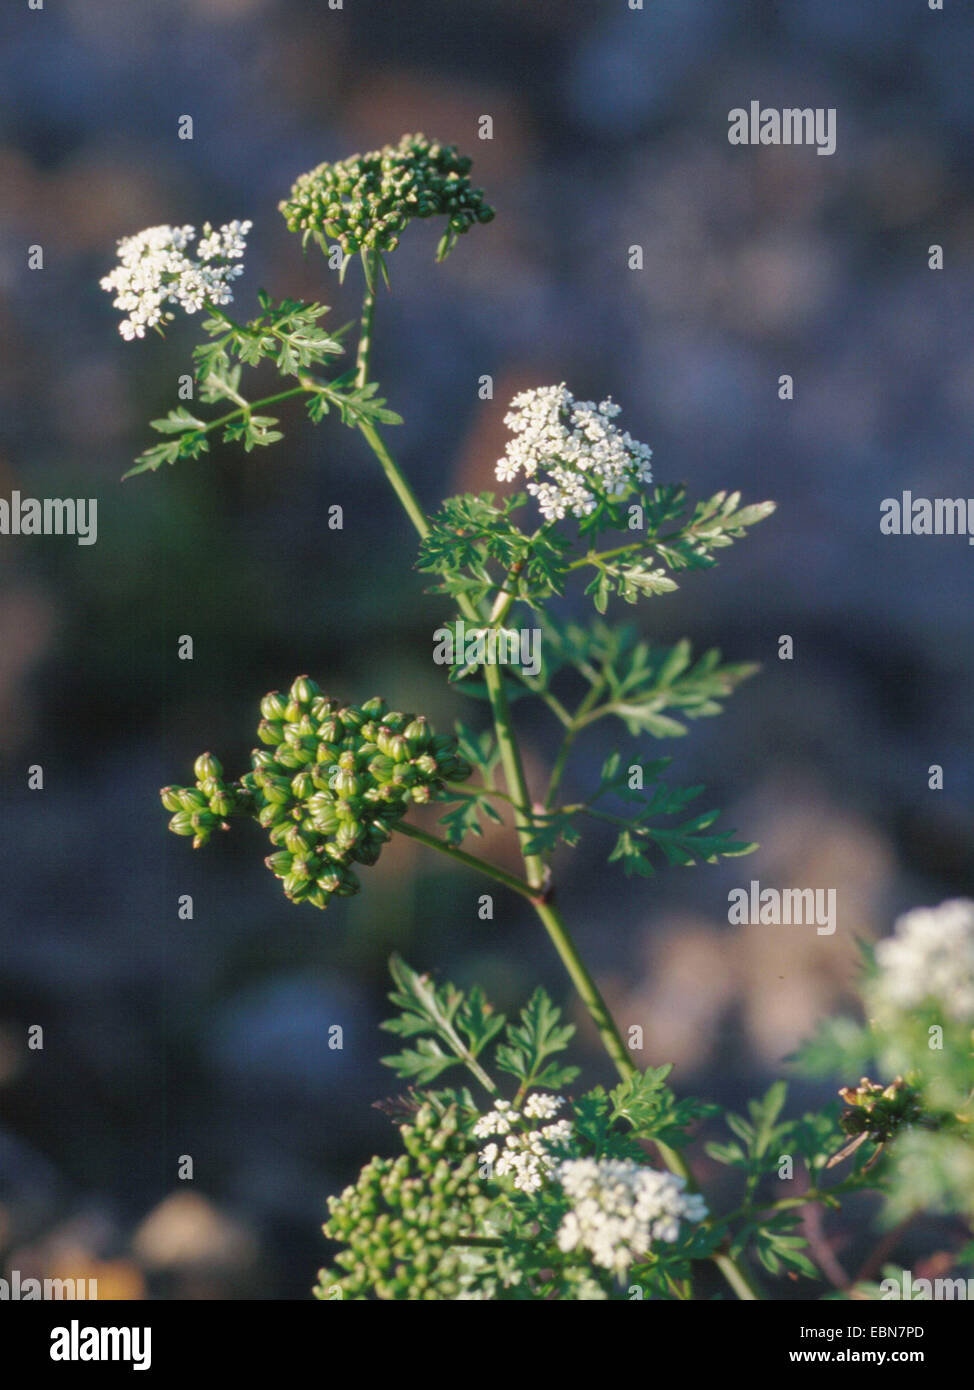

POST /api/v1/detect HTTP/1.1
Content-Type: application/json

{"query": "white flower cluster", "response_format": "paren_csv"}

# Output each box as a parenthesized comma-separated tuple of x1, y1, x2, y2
(873, 899, 974, 1023)
(555, 1158, 707, 1275)
(495, 384, 653, 522)
(100, 220, 252, 339)
(474, 1094, 572, 1194)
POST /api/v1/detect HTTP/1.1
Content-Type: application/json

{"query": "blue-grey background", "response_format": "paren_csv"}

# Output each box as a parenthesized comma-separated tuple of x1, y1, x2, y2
(0, 0, 972, 1298)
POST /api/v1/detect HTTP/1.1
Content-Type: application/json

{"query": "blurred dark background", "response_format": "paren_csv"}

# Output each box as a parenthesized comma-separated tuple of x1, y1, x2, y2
(1, 0, 972, 1298)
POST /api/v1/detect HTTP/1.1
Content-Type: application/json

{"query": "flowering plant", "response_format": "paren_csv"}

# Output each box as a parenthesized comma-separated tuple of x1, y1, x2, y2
(106, 136, 974, 1300)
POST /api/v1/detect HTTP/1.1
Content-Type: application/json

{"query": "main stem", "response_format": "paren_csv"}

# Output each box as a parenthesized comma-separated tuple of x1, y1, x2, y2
(350, 268, 761, 1300)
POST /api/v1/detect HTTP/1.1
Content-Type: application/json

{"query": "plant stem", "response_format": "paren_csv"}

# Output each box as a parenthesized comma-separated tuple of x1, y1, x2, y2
(480, 663, 547, 891)
(350, 274, 763, 1301)
(355, 253, 378, 389)
(532, 896, 634, 1078)
(393, 821, 536, 903)
(713, 1252, 761, 1301)
(357, 419, 430, 538)
(545, 678, 605, 808)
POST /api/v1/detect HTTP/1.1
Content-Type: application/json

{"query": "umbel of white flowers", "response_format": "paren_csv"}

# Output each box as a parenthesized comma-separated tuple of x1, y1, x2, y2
(100, 220, 252, 339)
(555, 1157, 708, 1276)
(872, 898, 974, 1023)
(473, 1094, 572, 1194)
(496, 384, 653, 522)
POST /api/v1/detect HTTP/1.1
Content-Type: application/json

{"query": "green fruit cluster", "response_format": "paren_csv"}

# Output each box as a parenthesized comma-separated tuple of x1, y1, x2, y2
(160, 676, 472, 910)
(279, 133, 495, 259)
(838, 1075, 925, 1142)
(160, 752, 245, 849)
(314, 1104, 492, 1300)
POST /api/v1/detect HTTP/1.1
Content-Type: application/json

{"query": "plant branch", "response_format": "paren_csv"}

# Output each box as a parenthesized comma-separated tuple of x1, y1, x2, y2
(392, 821, 537, 903)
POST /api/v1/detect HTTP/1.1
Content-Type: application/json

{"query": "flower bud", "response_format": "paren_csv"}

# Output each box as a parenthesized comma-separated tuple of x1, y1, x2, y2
(257, 719, 284, 746)
(160, 786, 183, 813)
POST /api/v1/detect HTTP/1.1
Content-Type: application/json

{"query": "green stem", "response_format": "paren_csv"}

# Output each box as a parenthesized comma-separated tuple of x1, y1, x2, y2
(545, 677, 606, 808)
(532, 896, 634, 1079)
(393, 821, 536, 903)
(355, 254, 378, 390)
(713, 1252, 761, 1301)
(201, 385, 309, 437)
(348, 274, 763, 1301)
(357, 419, 430, 538)
(568, 542, 643, 572)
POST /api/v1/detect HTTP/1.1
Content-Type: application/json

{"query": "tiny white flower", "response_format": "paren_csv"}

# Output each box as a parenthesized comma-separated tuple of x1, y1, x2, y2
(475, 1095, 574, 1194)
(496, 384, 652, 522)
(872, 899, 974, 1023)
(100, 220, 253, 340)
(555, 1157, 707, 1276)
(523, 1092, 566, 1120)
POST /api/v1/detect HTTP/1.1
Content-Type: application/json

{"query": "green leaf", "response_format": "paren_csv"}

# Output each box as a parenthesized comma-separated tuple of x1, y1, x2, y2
(495, 988, 578, 1090)
(149, 407, 208, 434)
(380, 955, 505, 1089)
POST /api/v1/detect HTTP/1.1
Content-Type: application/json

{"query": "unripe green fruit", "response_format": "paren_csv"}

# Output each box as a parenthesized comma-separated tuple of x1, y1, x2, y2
(310, 695, 338, 722)
(291, 771, 315, 800)
(260, 692, 287, 721)
(209, 788, 234, 817)
(404, 718, 429, 753)
(262, 776, 292, 806)
(290, 675, 320, 706)
(318, 718, 341, 745)
(194, 752, 223, 782)
(167, 682, 472, 912)
(386, 734, 408, 763)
